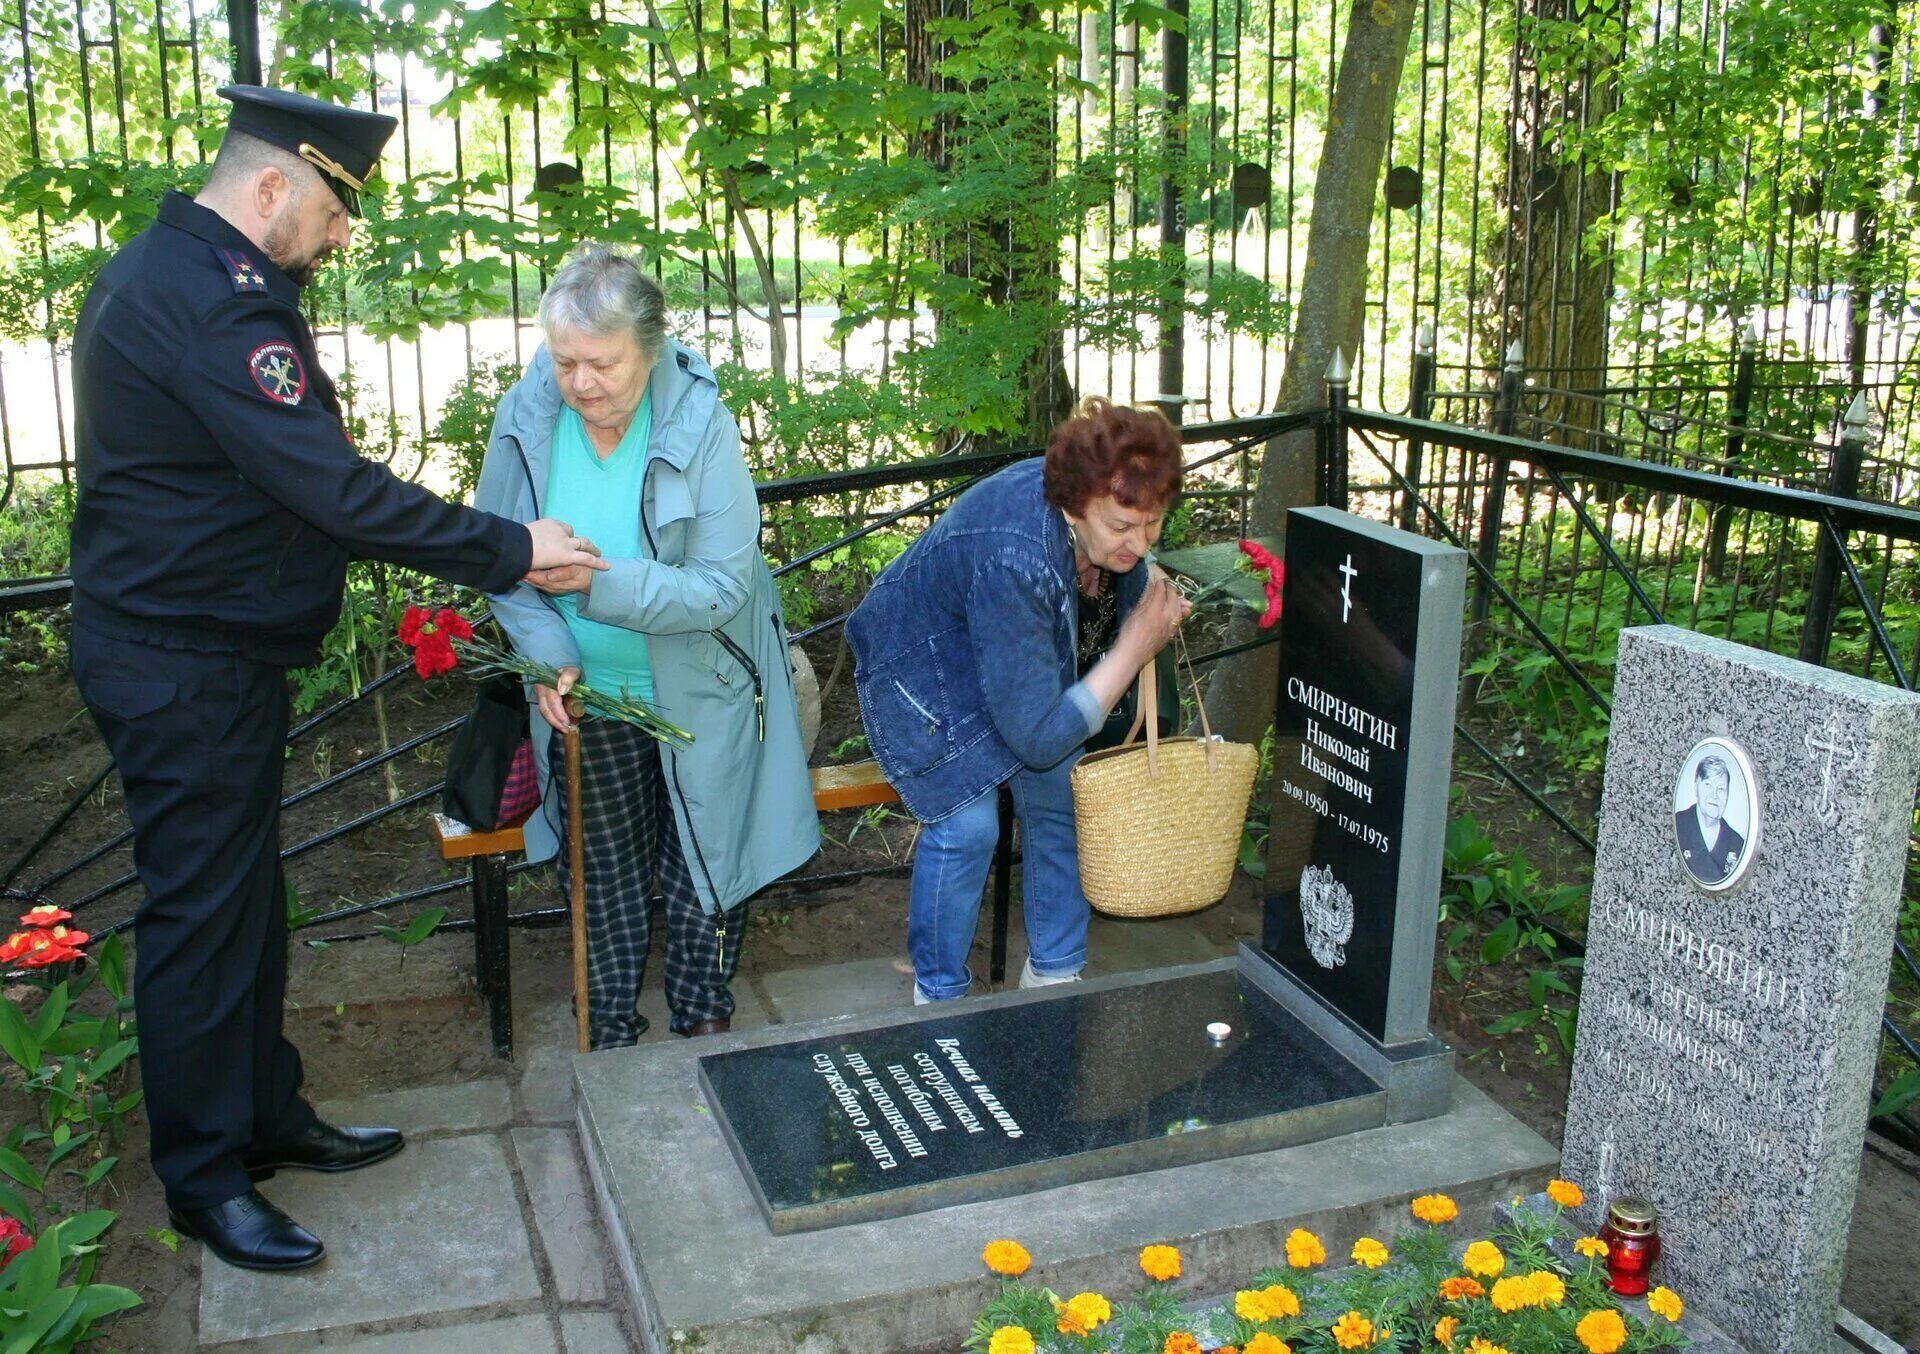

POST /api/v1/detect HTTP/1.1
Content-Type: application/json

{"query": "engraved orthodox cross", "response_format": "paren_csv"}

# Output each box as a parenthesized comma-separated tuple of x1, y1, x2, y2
(1803, 711, 1859, 828)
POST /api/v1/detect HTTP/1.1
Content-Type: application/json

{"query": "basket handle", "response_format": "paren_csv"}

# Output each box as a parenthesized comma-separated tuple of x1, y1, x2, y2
(1117, 626, 1217, 775)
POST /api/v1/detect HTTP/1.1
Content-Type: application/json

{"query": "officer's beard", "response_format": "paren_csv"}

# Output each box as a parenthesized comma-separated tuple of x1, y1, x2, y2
(263, 213, 327, 289)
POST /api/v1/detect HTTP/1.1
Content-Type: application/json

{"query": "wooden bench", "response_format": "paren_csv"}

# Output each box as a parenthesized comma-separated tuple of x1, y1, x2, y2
(432, 760, 1015, 1057)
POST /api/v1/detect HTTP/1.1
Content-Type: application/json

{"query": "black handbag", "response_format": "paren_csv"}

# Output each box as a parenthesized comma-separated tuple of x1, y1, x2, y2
(442, 671, 534, 830)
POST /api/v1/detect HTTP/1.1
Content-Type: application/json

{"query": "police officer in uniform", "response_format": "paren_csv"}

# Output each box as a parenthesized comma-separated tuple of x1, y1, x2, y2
(69, 85, 607, 1272)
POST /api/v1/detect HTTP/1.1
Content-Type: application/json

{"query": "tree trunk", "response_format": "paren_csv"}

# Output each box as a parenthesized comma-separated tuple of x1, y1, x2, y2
(906, 0, 1074, 446)
(1492, 0, 1618, 448)
(1203, 0, 1420, 747)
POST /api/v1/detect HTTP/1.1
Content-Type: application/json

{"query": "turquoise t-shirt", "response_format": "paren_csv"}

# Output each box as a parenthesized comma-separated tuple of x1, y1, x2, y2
(545, 395, 654, 703)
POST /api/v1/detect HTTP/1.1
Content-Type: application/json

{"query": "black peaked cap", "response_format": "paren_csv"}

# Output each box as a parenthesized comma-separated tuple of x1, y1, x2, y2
(217, 84, 397, 217)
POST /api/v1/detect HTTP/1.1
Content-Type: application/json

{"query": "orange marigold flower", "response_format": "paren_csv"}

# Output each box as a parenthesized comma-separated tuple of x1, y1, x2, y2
(1056, 1292, 1111, 1337)
(1139, 1243, 1182, 1282)
(1648, 1286, 1684, 1322)
(1546, 1178, 1585, 1209)
(1574, 1236, 1609, 1259)
(982, 1239, 1031, 1277)
(1489, 1276, 1532, 1313)
(1330, 1311, 1375, 1350)
(1351, 1236, 1389, 1268)
(1235, 1283, 1302, 1322)
(1576, 1309, 1628, 1354)
(1284, 1227, 1326, 1268)
(1461, 1241, 1504, 1278)
(1245, 1337, 1292, 1354)
(1410, 1193, 1459, 1224)
(1464, 1341, 1512, 1354)
(1163, 1334, 1202, 1354)
(987, 1328, 1036, 1354)
(1434, 1316, 1459, 1348)
(1260, 1283, 1301, 1318)
(1528, 1270, 1566, 1307)
(1438, 1276, 1485, 1301)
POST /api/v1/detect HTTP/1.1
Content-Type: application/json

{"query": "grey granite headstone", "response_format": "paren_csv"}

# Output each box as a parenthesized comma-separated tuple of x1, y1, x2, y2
(1561, 626, 1920, 1354)
(1257, 507, 1466, 1047)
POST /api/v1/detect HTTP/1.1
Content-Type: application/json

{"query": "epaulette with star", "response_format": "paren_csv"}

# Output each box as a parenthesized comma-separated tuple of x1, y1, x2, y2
(216, 246, 268, 294)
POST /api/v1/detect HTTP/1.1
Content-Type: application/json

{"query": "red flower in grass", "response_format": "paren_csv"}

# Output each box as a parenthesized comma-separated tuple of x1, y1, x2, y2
(1237, 539, 1286, 629)
(0, 1217, 31, 1268)
(20, 906, 72, 928)
(398, 605, 471, 679)
(0, 929, 84, 968)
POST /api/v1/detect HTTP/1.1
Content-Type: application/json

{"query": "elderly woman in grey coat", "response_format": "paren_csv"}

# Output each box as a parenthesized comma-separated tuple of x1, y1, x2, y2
(473, 244, 819, 1049)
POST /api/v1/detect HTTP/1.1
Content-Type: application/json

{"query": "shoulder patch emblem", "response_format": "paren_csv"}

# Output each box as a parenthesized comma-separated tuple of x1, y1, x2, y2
(218, 247, 269, 294)
(248, 341, 306, 406)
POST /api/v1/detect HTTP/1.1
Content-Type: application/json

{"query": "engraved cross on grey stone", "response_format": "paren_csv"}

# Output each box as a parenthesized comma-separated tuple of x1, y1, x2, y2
(1801, 711, 1859, 827)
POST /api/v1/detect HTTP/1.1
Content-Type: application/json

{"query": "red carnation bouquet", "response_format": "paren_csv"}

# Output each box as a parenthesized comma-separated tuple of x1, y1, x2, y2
(397, 604, 692, 745)
(1178, 538, 1285, 628)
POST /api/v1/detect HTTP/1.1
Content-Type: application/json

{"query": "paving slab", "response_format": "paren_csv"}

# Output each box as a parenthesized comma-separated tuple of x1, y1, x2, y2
(1084, 911, 1231, 974)
(759, 956, 915, 1024)
(575, 960, 1559, 1354)
(206, 1313, 562, 1352)
(329, 1316, 559, 1353)
(560, 1311, 635, 1353)
(314, 1079, 513, 1137)
(513, 1127, 609, 1302)
(198, 1136, 542, 1343)
(516, 1044, 580, 1125)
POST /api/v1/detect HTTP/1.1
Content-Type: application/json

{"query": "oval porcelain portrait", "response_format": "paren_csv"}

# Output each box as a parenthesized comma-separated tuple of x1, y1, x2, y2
(1671, 737, 1760, 892)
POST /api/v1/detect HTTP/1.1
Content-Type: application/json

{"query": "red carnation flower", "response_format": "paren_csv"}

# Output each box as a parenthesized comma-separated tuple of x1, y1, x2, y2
(0, 1216, 31, 1268)
(1238, 540, 1285, 629)
(411, 632, 459, 680)
(398, 604, 431, 647)
(398, 604, 472, 679)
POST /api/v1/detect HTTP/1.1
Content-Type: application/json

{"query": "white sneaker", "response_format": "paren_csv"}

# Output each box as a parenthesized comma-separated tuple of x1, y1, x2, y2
(1019, 957, 1082, 989)
(913, 984, 935, 1006)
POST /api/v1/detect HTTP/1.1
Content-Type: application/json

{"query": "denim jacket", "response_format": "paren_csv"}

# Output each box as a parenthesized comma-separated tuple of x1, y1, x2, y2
(846, 458, 1148, 822)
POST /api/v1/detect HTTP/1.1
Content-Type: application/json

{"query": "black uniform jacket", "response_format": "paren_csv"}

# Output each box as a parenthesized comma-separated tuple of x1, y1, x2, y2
(70, 192, 530, 665)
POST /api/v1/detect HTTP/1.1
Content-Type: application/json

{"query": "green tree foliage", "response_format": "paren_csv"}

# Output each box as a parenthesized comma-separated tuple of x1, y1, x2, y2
(1527, 0, 1909, 340)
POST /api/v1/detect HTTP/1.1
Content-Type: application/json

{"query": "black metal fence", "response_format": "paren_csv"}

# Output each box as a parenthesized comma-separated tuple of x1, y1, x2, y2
(0, 0, 1916, 508)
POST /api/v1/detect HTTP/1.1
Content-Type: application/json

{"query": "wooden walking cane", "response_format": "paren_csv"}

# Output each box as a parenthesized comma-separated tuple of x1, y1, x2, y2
(563, 695, 589, 1054)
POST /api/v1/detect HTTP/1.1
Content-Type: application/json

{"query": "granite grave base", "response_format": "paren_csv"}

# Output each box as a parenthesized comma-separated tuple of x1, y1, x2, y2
(697, 949, 1453, 1233)
(574, 957, 1557, 1354)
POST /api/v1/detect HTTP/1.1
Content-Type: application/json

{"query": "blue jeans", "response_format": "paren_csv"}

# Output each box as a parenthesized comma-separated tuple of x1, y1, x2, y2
(908, 752, 1089, 1000)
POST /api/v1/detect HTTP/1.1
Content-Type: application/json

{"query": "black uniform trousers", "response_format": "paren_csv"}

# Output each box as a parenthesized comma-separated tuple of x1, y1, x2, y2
(72, 624, 318, 1211)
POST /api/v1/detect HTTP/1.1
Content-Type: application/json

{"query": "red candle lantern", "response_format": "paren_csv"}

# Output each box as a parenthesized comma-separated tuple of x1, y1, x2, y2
(1598, 1196, 1660, 1296)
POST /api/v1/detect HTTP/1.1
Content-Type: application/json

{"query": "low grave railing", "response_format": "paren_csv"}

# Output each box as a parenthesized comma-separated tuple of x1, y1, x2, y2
(3, 384, 1916, 1143)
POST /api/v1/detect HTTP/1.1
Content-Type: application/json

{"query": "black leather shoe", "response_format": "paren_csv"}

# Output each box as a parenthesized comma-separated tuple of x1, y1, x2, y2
(243, 1122, 405, 1181)
(170, 1190, 324, 1271)
(680, 1018, 731, 1037)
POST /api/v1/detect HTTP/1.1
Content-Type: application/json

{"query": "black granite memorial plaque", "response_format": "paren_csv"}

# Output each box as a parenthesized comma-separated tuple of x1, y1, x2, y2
(1261, 508, 1465, 1045)
(697, 967, 1381, 1233)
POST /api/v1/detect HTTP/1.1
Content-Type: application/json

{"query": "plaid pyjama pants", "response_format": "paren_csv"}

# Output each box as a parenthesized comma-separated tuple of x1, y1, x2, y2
(555, 718, 743, 1047)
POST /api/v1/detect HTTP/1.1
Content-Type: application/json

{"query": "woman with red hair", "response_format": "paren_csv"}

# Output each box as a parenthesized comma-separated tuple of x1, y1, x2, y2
(847, 398, 1189, 1002)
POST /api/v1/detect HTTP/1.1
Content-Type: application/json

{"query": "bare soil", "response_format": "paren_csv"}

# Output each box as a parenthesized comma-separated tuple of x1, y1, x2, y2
(0, 637, 1915, 1351)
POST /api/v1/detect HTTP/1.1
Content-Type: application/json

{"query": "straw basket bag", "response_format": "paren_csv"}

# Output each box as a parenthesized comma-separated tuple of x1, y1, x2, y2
(1070, 646, 1258, 917)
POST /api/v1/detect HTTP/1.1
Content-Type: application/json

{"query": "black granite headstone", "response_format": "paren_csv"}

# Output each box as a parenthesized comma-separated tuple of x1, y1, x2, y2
(1261, 508, 1466, 1045)
(697, 968, 1381, 1233)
